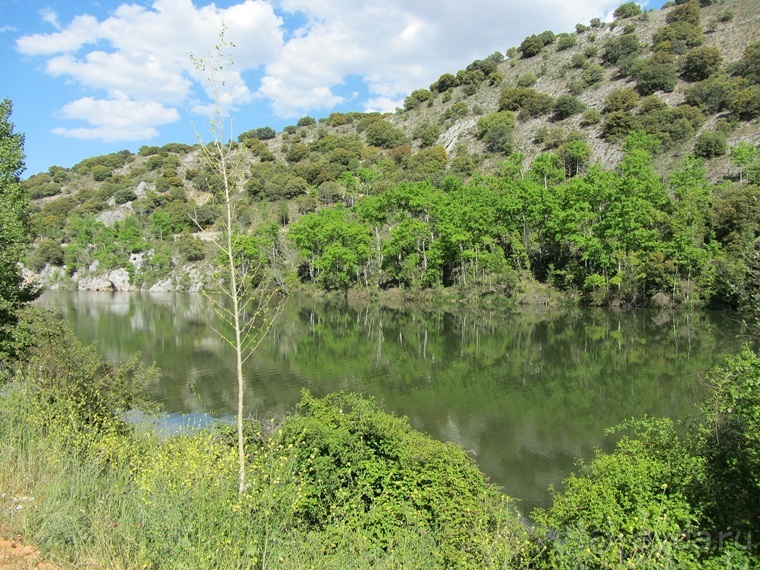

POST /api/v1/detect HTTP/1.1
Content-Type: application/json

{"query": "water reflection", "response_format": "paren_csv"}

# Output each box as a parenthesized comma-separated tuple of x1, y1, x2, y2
(40, 291, 743, 513)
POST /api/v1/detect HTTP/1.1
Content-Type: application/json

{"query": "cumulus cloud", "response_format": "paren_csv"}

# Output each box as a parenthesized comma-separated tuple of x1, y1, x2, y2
(17, 0, 626, 142)
(260, 0, 623, 117)
(52, 96, 180, 141)
(17, 0, 283, 142)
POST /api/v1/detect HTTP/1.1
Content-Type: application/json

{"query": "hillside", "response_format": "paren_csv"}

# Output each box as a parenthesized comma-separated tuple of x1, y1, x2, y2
(21, 0, 760, 311)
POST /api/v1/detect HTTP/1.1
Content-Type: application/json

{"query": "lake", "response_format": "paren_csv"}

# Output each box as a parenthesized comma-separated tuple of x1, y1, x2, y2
(39, 291, 745, 514)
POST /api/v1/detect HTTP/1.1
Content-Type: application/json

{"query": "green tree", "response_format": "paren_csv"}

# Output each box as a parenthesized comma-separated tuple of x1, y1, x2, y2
(519, 35, 543, 58)
(0, 99, 38, 356)
(731, 41, 760, 84)
(681, 45, 723, 81)
(614, 1, 642, 19)
(603, 87, 640, 113)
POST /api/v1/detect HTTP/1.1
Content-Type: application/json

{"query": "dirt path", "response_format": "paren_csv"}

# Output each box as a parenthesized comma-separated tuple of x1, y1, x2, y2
(0, 537, 58, 570)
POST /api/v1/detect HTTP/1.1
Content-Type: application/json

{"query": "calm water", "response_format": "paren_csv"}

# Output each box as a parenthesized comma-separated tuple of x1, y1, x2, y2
(39, 291, 745, 513)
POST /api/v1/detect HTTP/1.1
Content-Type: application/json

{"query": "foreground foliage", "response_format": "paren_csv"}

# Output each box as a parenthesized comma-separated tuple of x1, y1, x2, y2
(2, 307, 760, 568)
(0, 308, 527, 568)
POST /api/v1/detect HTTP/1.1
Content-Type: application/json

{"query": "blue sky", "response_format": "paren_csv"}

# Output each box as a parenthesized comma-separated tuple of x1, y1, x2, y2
(1, 0, 666, 176)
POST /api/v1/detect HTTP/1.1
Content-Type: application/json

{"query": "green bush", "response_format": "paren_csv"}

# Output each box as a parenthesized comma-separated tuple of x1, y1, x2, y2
(684, 75, 739, 113)
(175, 233, 206, 262)
(237, 126, 276, 142)
(730, 86, 760, 120)
(614, 1, 642, 18)
(476, 111, 516, 154)
(696, 348, 760, 531)
(278, 391, 527, 568)
(581, 62, 605, 86)
(519, 35, 543, 58)
(403, 89, 433, 111)
(532, 418, 702, 569)
(556, 34, 577, 51)
(91, 165, 112, 182)
(297, 116, 316, 127)
(516, 72, 537, 87)
(552, 94, 586, 120)
(693, 131, 727, 158)
(113, 187, 137, 204)
(602, 33, 643, 66)
(731, 41, 760, 85)
(603, 87, 640, 113)
(364, 120, 408, 148)
(499, 87, 554, 118)
(681, 46, 723, 82)
(602, 111, 638, 141)
(26, 239, 65, 271)
(580, 108, 602, 126)
(632, 59, 678, 95)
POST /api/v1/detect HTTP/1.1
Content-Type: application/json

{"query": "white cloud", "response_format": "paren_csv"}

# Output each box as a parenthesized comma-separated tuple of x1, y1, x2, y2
(17, 0, 283, 142)
(18, 0, 628, 141)
(53, 96, 180, 141)
(259, 0, 622, 118)
(39, 8, 62, 30)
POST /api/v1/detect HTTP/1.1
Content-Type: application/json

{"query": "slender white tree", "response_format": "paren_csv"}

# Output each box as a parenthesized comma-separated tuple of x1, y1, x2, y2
(191, 29, 282, 493)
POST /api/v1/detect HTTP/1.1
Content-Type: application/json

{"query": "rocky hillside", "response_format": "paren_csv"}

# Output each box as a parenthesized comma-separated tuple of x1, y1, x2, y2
(21, 0, 760, 307)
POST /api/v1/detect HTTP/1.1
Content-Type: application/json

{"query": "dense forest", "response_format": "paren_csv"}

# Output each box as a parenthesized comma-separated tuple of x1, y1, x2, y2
(20, 0, 760, 324)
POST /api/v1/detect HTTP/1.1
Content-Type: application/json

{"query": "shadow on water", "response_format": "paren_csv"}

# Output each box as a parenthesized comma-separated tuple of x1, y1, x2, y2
(40, 291, 745, 513)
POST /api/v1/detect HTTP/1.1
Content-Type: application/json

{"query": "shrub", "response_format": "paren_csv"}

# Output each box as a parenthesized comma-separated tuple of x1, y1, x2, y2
(175, 233, 206, 262)
(364, 120, 408, 148)
(412, 122, 441, 147)
(681, 45, 723, 82)
(499, 87, 554, 119)
(684, 75, 738, 113)
(581, 62, 605, 86)
(91, 165, 112, 182)
(556, 34, 577, 51)
(731, 41, 760, 85)
(602, 33, 642, 66)
(614, 1, 642, 19)
(603, 87, 640, 113)
(580, 109, 602, 126)
(278, 391, 527, 568)
(112, 188, 136, 205)
(538, 30, 556, 45)
(531, 418, 702, 568)
(27, 239, 65, 271)
(602, 111, 638, 141)
(430, 73, 458, 93)
(653, 20, 703, 49)
(403, 89, 433, 111)
(285, 143, 310, 163)
(696, 348, 760, 531)
(237, 126, 276, 142)
(632, 59, 678, 95)
(476, 111, 516, 153)
(519, 35, 543, 58)
(516, 72, 537, 87)
(296, 116, 316, 127)
(693, 130, 727, 158)
(666, 0, 701, 26)
(730, 86, 760, 120)
(552, 94, 586, 120)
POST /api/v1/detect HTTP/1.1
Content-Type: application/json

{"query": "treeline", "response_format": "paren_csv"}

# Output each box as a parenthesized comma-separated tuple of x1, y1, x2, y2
(288, 132, 760, 311)
(23, 131, 760, 316)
